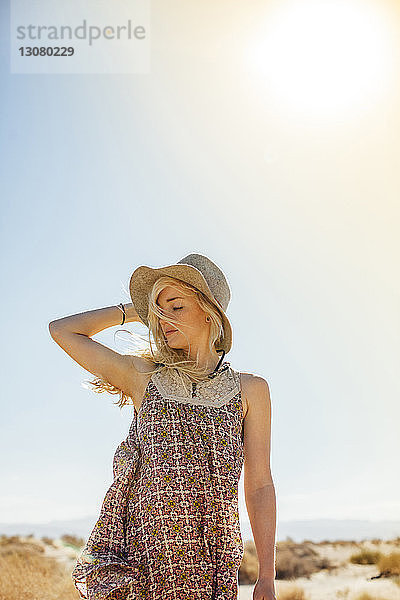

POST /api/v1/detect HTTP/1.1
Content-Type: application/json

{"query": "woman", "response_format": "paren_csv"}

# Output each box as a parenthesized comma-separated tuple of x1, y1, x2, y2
(49, 253, 276, 600)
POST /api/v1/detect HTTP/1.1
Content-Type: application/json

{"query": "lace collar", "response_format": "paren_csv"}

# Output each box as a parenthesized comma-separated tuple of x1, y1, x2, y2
(151, 361, 241, 408)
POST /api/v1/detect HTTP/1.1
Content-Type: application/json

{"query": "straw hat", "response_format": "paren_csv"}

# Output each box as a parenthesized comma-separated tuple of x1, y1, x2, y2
(129, 253, 232, 353)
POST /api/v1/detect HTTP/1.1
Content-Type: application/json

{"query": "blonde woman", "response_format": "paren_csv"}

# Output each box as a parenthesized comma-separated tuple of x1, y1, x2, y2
(49, 253, 276, 600)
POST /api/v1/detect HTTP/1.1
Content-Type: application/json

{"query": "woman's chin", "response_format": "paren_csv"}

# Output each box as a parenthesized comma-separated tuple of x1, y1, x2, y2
(166, 335, 185, 349)
(167, 340, 181, 348)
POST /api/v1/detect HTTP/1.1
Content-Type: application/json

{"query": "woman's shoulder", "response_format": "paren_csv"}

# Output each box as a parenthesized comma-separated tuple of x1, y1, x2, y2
(235, 368, 270, 389)
(237, 370, 271, 416)
(124, 355, 160, 412)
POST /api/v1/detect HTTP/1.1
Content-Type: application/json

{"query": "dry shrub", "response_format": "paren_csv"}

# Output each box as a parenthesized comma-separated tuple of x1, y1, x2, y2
(0, 537, 79, 600)
(60, 534, 85, 549)
(376, 551, 400, 577)
(41, 536, 55, 546)
(277, 584, 308, 600)
(239, 538, 331, 583)
(239, 540, 260, 584)
(332, 540, 358, 547)
(276, 540, 331, 580)
(0, 535, 44, 558)
(350, 549, 382, 565)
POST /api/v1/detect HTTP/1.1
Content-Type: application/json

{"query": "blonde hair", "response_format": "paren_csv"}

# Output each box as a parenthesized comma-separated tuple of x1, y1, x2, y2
(84, 276, 226, 409)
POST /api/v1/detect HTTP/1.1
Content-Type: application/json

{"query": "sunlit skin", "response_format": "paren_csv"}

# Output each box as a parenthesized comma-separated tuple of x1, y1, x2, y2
(156, 285, 222, 374)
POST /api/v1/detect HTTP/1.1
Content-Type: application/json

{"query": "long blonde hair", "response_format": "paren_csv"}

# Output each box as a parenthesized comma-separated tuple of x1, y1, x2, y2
(84, 276, 226, 409)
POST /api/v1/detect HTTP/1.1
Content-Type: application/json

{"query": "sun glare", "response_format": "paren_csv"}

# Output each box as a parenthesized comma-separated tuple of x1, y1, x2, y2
(245, 0, 396, 119)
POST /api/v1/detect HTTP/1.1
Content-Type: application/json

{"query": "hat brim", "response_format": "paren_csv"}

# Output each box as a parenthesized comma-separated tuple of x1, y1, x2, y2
(129, 263, 232, 353)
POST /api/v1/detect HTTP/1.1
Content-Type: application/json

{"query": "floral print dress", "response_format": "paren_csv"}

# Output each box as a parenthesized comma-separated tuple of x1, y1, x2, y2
(71, 360, 245, 600)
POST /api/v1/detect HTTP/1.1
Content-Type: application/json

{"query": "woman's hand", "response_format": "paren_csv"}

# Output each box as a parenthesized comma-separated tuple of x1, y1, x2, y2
(252, 576, 277, 600)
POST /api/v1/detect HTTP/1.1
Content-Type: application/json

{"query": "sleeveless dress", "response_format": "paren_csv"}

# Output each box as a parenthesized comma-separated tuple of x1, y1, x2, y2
(71, 360, 245, 600)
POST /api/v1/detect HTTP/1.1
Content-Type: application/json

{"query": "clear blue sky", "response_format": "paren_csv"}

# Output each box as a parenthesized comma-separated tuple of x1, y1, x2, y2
(1, 0, 399, 534)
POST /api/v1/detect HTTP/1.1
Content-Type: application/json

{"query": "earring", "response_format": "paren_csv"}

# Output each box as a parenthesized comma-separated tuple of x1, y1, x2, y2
(206, 316, 210, 322)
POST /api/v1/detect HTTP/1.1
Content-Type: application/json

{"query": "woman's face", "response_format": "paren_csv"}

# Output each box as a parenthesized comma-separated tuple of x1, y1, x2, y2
(156, 285, 210, 351)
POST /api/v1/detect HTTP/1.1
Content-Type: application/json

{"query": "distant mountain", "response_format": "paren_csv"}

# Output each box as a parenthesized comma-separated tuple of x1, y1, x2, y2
(1, 517, 399, 543)
(242, 518, 400, 543)
(0, 517, 95, 540)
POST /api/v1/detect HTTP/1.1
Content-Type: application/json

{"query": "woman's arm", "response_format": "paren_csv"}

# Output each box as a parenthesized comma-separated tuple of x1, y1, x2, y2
(48, 303, 151, 402)
(241, 374, 276, 582)
(49, 302, 141, 337)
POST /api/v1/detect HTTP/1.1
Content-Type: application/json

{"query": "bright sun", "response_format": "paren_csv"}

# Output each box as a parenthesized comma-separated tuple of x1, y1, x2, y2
(245, 0, 396, 119)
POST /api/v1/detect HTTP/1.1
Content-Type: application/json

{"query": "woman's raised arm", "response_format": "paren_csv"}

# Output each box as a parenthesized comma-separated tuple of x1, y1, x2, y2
(48, 303, 152, 404)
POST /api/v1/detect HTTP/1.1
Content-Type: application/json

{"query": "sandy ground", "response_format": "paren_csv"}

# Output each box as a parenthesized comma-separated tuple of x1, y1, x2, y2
(239, 539, 400, 600)
(25, 536, 400, 600)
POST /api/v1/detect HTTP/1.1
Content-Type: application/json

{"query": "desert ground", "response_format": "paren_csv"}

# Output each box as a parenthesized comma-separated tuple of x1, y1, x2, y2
(0, 533, 399, 600)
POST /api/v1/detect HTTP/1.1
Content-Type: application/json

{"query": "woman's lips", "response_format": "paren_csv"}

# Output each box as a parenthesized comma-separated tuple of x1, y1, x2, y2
(165, 329, 178, 336)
